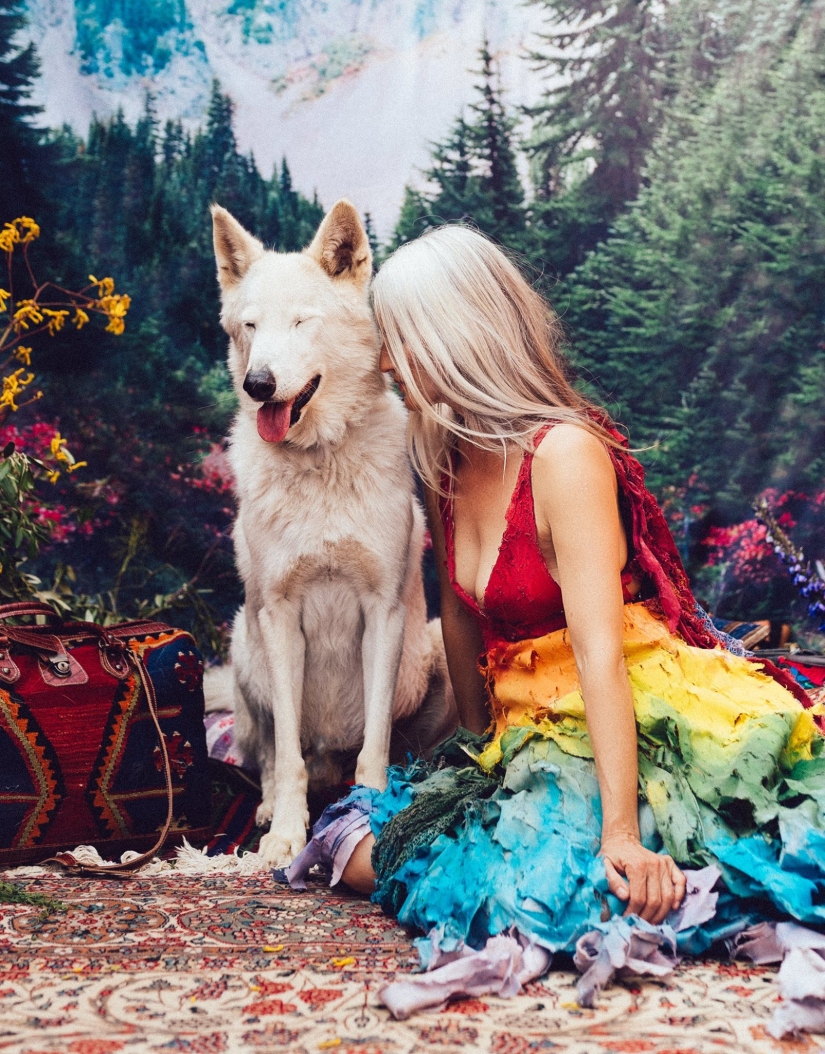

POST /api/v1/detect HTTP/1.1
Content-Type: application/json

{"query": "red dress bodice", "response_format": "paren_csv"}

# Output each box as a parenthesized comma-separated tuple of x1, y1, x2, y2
(440, 425, 568, 649)
(440, 424, 638, 650)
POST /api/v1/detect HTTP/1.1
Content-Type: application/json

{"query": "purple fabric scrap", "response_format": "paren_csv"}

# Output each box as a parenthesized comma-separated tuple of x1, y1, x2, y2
(277, 804, 372, 891)
(204, 710, 251, 771)
(574, 916, 679, 1008)
(730, 920, 825, 1038)
(573, 866, 721, 1008)
(379, 929, 551, 1020)
(770, 948, 825, 1039)
(666, 865, 720, 932)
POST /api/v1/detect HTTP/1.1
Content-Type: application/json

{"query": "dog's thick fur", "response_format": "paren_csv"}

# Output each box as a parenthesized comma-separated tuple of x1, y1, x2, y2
(206, 201, 455, 868)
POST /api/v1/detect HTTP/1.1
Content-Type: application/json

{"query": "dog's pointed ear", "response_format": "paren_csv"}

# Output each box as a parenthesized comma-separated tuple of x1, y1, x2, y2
(211, 205, 265, 292)
(306, 200, 372, 290)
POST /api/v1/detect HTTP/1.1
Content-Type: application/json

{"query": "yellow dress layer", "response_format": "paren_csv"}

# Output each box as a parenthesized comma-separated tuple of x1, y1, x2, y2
(480, 602, 817, 774)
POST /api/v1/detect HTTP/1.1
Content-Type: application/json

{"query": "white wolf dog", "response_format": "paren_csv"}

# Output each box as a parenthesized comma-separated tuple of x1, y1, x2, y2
(205, 200, 455, 868)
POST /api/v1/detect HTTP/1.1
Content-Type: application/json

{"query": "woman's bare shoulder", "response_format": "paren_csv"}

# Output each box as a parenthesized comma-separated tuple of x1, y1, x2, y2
(533, 422, 615, 483)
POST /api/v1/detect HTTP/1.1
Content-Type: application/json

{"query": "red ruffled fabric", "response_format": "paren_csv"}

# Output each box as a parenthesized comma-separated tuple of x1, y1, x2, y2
(601, 417, 811, 709)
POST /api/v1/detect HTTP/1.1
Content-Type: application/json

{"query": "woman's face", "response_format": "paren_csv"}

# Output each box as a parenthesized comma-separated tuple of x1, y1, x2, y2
(378, 337, 443, 412)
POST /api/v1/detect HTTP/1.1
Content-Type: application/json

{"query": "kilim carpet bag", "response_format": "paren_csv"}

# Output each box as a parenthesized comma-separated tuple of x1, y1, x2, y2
(0, 601, 211, 871)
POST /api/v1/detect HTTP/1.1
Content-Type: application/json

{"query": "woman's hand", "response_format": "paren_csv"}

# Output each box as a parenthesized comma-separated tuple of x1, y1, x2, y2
(600, 832, 687, 925)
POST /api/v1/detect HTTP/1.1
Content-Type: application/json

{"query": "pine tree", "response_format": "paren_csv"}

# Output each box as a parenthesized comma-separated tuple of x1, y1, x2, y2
(277, 158, 302, 250)
(562, 4, 825, 507)
(363, 211, 379, 263)
(202, 80, 237, 188)
(388, 185, 430, 250)
(388, 43, 526, 250)
(421, 116, 479, 224)
(0, 0, 51, 218)
(468, 42, 525, 244)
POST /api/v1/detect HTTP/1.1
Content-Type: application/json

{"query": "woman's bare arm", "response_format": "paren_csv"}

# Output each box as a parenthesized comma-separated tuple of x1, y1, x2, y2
(423, 484, 490, 735)
(532, 425, 686, 925)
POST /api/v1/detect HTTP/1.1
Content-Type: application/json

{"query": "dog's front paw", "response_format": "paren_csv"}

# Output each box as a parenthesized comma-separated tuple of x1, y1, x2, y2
(354, 760, 388, 791)
(255, 800, 274, 827)
(258, 825, 307, 869)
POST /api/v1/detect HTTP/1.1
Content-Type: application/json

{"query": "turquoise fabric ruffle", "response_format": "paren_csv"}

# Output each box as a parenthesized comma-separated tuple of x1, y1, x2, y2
(348, 727, 825, 956)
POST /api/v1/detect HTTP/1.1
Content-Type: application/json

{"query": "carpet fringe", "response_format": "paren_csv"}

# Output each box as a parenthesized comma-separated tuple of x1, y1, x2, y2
(3, 841, 271, 878)
(173, 840, 271, 874)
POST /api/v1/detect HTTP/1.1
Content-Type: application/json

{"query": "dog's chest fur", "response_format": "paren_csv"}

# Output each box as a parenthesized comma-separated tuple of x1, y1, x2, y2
(230, 392, 412, 602)
(229, 392, 418, 753)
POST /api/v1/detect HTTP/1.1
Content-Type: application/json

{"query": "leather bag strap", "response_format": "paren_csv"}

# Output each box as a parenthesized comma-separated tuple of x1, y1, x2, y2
(0, 601, 62, 622)
(43, 649, 175, 878)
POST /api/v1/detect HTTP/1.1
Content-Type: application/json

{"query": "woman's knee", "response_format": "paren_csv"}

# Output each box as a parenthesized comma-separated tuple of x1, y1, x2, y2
(341, 833, 376, 895)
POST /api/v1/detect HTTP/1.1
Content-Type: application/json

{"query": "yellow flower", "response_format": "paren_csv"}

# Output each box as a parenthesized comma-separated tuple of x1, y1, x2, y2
(45, 468, 60, 484)
(73, 307, 90, 330)
(0, 368, 35, 411)
(98, 292, 131, 335)
(42, 308, 69, 335)
(13, 346, 32, 366)
(12, 299, 44, 332)
(50, 431, 84, 471)
(17, 217, 40, 244)
(0, 288, 10, 312)
(0, 224, 20, 254)
(89, 274, 115, 297)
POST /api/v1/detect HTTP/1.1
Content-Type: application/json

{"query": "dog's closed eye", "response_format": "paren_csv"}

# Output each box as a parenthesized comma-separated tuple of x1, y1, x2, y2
(244, 321, 256, 331)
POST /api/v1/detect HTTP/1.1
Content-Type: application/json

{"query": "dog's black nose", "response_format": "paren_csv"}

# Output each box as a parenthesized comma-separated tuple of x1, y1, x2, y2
(243, 369, 277, 402)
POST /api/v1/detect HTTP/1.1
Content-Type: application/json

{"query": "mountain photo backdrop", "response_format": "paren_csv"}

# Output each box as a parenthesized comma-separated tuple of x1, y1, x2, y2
(1, 0, 824, 653)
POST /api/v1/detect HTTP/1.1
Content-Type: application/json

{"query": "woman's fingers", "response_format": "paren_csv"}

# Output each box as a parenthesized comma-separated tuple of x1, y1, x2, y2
(650, 862, 675, 925)
(624, 862, 650, 919)
(671, 860, 687, 910)
(603, 856, 630, 901)
(601, 840, 688, 924)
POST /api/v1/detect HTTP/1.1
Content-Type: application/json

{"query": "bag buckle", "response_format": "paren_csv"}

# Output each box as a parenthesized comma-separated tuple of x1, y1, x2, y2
(0, 641, 20, 685)
(48, 655, 72, 677)
(99, 638, 130, 680)
(38, 648, 89, 687)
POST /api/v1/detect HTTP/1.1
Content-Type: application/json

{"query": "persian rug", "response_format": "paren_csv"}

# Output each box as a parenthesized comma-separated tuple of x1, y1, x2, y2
(0, 869, 813, 1054)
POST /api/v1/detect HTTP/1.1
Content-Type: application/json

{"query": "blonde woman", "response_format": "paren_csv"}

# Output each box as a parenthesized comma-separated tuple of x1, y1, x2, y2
(284, 225, 824, 1009)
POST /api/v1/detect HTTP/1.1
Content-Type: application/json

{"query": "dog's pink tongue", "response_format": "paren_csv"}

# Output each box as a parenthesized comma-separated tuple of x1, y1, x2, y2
(257, 401, 294, 443)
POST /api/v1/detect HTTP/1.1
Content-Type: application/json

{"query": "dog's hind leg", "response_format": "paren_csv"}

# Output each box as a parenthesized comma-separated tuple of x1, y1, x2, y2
(356, 598, 406, 790)
(255, 598, 311, 868)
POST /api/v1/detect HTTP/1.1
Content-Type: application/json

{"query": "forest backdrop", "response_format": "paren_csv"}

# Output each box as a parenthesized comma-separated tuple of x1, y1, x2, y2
(2, 0, 824, 652)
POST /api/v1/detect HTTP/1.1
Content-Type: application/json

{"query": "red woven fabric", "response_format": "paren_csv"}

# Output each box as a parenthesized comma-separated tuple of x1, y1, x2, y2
(0, 627, 211, 865)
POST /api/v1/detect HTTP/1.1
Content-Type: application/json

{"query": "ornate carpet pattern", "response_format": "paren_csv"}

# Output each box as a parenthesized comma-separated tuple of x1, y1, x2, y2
(0, 871, 815, 1054)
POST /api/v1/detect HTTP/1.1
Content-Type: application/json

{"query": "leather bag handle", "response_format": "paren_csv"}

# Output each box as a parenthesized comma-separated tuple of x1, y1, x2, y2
(43, 649, 175, 878)
(0, 601, 62, 622)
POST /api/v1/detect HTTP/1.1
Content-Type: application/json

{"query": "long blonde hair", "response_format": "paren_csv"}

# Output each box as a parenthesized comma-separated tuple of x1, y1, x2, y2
(372, 224, 615, 493)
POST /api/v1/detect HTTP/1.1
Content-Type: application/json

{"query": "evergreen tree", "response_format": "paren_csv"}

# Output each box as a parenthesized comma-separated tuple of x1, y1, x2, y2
(363, 211, 379, 262)
(523, 0, 774, 274)
(562, 5, 825, 507)
(468, 42, 525, 244)
(278, 158, 302, 249)
(419, 116, 479, 224)
(388, 185, 430, 250)
(0, 0, 50, 218)
(388, 42, 526, 250)
(525, 0, 669, 274)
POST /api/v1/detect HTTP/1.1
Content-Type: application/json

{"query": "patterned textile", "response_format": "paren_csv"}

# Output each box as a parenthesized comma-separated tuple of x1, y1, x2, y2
(205, 758, 264, 856)
(205, 758, 353, 858)
(0, 869, 804, 1053)
(0, 628, 210, 866)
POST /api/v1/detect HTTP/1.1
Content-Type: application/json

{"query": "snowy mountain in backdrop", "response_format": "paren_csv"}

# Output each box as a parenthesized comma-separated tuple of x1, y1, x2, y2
(22, 0, 546, 234)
